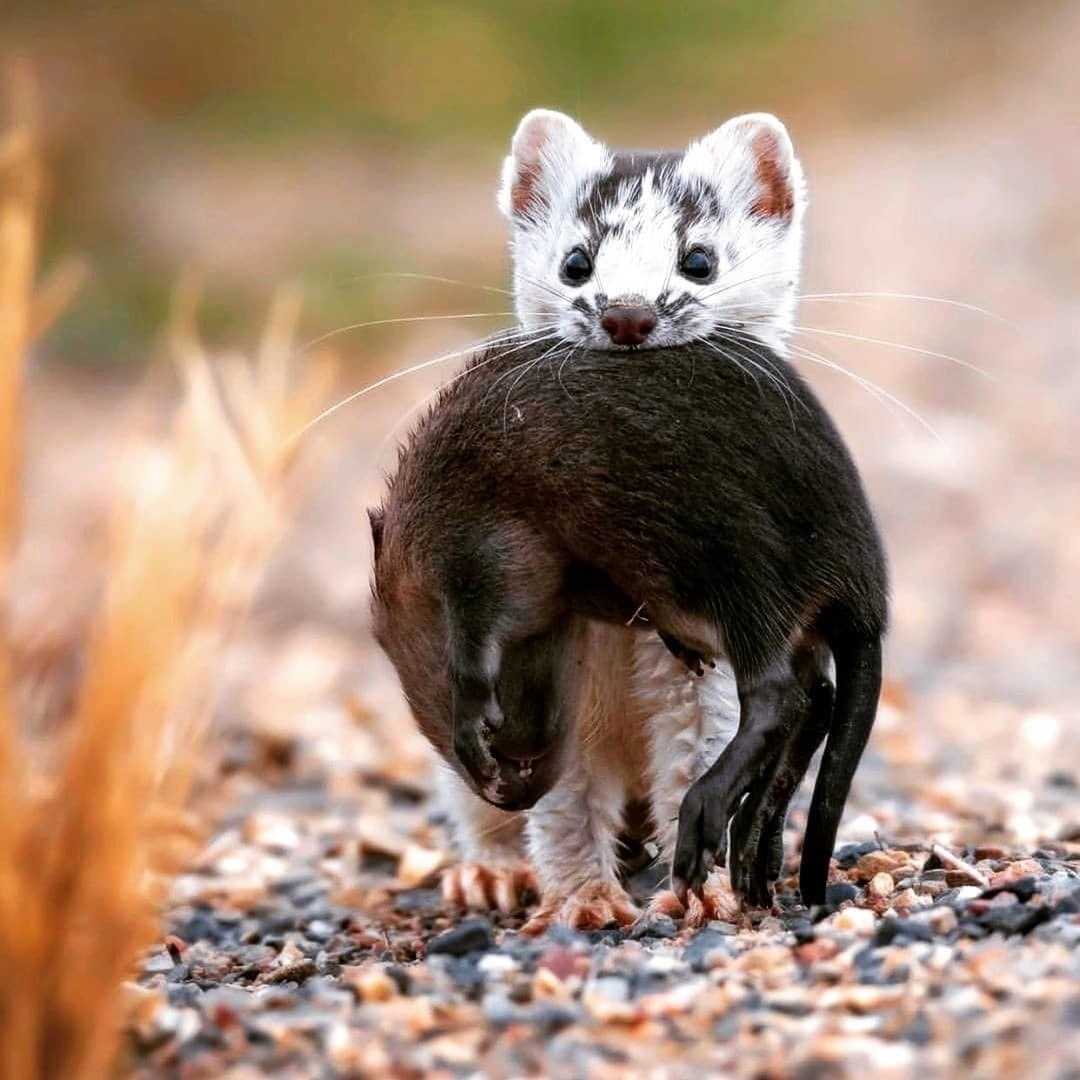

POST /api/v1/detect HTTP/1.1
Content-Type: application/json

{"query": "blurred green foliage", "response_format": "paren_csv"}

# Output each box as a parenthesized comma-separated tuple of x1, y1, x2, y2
(4, 0, 872, 362)
(12, 1, 856, 140)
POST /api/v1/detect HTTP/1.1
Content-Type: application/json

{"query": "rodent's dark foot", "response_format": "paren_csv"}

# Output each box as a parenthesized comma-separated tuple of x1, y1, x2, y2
(671, 773, 739, 900)
(729, 798, 783, 908)
(658, 630, 708, 677)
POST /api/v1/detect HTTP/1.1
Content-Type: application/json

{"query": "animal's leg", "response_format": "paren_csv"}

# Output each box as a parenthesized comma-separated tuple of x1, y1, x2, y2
(519, 623, 640, 936)
(729, 671, 834, 907)
(520, 752, 638, 934)
(631, 636, 742, 927)
(672, 655, 801, 900)
(436, 768, 538, 914)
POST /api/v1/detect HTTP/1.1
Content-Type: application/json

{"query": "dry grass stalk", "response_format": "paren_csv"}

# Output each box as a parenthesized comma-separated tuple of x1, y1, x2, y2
(0, 63, 40, 573)
(0, 107, 335, 1075)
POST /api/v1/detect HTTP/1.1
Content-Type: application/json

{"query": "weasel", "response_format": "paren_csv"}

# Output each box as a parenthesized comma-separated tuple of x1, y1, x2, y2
(369, 111, 886, 929)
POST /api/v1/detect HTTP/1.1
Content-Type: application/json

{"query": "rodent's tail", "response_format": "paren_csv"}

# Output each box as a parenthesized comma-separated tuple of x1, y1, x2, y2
(799, 619, 882, 905)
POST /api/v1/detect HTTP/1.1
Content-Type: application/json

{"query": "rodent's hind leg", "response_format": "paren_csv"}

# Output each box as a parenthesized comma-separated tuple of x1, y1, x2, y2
(442, 527, 566, 804)
(672, 655, 804, 901)
(728, 671, 833, 907)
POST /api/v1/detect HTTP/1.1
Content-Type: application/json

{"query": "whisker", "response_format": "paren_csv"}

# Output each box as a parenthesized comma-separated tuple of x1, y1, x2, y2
(701, 328, 807, 429)
(378, 328, 563, 454)
(502, 341, 568, 432)
(482, 338, 558, 405)
(712, 336, 800, 430)
(556, 344, 581, 400)
(790, 323, 994, 380)
(296, 310, 549, 356)
(690, 246, 771, 307)
(518, 273, 574, 307)
(352, 271, 514, 298)
(290, 325, 542, 443)
(787, 340, 940, 440)
(487, 336, 567, 419)
(697, 267, 793, 304)
(687, 331, 761, 392)
(796, 291, 1014, 328)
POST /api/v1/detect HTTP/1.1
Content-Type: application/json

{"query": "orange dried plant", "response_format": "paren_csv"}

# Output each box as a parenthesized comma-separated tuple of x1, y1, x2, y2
(0, 67, 335, 1078)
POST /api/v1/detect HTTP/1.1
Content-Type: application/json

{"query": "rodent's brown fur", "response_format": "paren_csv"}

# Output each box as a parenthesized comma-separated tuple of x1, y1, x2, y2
(370, 333, 886, 904)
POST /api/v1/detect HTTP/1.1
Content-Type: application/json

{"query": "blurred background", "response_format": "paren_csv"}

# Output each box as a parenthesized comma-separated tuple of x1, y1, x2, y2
(2, 0, 1080, 829)
(2, 2, 1079, 1072)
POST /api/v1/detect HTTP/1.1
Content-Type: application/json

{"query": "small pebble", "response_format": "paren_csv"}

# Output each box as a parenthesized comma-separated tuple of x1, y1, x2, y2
(629, 914, 678, 940)
(396, 844, 446, 888)
(477, 953, 518, 977)
(427, 918, 495, 957)
(825, 882, 860, 907)
(868, 872, 895, 899)
(852, 850, 913, 882)
(829, 907, 877, 936)
(684, 929, 736, 971)
(892, 888, 920, 912)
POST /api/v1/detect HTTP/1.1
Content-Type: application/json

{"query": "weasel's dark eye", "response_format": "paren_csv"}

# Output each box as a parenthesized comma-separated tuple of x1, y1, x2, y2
(680, 248, 714, 282)
(560, 247, 593, 285)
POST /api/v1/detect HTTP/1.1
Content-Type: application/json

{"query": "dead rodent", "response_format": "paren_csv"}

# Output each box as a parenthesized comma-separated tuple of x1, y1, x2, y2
(369, 334, 887, 927)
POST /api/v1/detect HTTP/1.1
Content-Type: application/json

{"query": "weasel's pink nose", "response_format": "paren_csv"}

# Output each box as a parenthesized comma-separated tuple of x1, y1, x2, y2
(600, 305, 657, 347)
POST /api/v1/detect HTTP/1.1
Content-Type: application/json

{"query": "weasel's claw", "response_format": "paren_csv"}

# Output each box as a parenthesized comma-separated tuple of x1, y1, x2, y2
(442, 862, 538, 914)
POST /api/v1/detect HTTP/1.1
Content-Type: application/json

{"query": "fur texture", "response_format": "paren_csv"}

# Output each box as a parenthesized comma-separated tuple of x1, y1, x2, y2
(369, 111, 878, 922)
(432, 622, 740, 927)
(371, 336, 887, 910)
(498, 110, 805, 354)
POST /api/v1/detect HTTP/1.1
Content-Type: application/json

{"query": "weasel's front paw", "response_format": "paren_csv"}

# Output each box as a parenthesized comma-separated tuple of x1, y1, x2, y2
(644, 874, 743, 930)
(441, 862, 538, 915)
(521, 881, 640, 937)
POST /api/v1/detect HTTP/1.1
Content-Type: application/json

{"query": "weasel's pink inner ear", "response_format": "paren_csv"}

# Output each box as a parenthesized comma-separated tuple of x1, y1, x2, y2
(691, 113, 802, 227)
(499, 109, 603, 220)
(747, 124, 796, 222)
(509, 119, 550, 216)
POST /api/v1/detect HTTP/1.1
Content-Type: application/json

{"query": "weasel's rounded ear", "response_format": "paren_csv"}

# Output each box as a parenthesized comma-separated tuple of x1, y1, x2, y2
(687, 113, 805, 225)
(367, 506, 385, 560)
(497, 109, 607, 220)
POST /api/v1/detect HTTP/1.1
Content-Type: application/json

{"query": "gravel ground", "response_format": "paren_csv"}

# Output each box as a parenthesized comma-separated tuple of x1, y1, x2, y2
(14, 8, 1074, 1075)
(123, 689, 1080, 1078)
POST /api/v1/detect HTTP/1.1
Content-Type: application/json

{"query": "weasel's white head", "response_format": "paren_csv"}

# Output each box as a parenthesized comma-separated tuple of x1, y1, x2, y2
(498, 109, 805, 354)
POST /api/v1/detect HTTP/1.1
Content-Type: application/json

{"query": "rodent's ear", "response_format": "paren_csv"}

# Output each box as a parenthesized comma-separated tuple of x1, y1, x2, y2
(685, 113, 805, 225)
(498, 109, 607, 220)
(367, 506, 385, 561)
